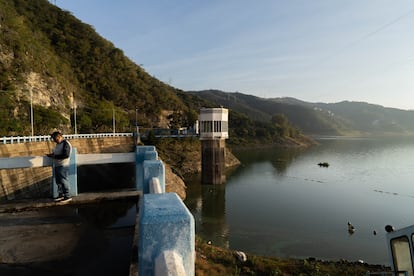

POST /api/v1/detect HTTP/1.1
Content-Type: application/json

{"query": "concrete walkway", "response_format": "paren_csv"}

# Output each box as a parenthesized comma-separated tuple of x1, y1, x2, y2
(0, 190, 141, 213)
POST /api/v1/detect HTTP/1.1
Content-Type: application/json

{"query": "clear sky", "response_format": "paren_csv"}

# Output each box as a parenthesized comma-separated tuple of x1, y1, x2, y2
(55, 0, 414, 110)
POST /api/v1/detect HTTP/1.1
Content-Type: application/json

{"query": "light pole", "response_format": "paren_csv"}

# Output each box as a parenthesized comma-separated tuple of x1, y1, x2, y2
(74, 103, 77, 134)
(112, 108, 116, 134)
(30, 89, 34, 137)
(135, 108, 138, 134)
(135, 108, 141, 144)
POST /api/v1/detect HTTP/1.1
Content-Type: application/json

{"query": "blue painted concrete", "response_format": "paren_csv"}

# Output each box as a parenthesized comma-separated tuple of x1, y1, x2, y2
(51, 145, 161, 197)
(30, 144, 195, 274)
(144, 150, 158, 161)
(143, 160, 165, 194)
(138, 193, 195, 276)
(135, 146, 156, 191)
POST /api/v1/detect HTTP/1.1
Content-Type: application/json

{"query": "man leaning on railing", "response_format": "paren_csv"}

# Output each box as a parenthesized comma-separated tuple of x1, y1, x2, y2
(47, 131, 73, 203)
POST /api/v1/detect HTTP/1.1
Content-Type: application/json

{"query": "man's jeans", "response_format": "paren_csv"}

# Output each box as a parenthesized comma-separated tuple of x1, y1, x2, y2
(55, 165, 70, 198)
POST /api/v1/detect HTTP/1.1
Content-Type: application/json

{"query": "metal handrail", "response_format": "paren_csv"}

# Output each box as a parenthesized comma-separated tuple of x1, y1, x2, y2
(366, 271, 408, 276)
(1, 133, 134, 144)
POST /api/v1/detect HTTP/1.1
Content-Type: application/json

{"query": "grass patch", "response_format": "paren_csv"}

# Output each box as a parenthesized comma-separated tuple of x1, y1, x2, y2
(195, 236, 390, 275)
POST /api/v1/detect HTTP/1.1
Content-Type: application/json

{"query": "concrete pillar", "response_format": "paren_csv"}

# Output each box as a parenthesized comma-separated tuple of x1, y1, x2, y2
(135, 145, 156, 191)
(201, 139, 226, 184)
(138, 193, 195, 276)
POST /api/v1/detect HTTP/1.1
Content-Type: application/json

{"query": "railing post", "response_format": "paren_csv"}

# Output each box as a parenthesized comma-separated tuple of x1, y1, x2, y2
(143, 160, 165, 194)
(149, 177, 163, 194)
(155, 250, 186, 275)
(138, 193, 195, 276)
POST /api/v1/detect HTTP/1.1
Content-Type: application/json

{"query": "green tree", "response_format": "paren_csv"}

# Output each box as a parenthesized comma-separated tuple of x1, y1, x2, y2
(272, 113, 290, 137)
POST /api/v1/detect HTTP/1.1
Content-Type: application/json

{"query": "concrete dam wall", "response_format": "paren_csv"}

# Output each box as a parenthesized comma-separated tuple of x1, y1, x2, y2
(0, 137, 135, 201)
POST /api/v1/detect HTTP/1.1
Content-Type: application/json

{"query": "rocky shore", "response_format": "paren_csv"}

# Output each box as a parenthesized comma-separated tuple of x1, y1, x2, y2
(194, 236, 391, 275)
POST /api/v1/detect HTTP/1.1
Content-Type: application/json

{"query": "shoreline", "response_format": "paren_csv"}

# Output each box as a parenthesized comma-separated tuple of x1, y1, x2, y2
(194, 236, 391, 275)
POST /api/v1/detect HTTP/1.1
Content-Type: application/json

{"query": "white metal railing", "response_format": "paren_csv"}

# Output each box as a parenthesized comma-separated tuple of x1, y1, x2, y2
(1, 133, 134, 144)
(366, 272, 408, 276)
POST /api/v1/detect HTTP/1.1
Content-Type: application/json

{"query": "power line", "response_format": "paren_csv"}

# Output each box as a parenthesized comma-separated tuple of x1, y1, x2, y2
(306, 8, 414, 71)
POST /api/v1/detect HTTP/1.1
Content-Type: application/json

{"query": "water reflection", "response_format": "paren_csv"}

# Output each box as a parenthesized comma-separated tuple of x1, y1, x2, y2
(66, 200, 137, 276)
(231, 146, 305, 176)
(0, 199, 137, 276)
(185, 174, 229, 248)
(76, 200, 137, 228)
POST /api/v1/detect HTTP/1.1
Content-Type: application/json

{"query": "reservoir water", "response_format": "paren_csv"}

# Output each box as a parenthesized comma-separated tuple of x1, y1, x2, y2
(184, 136, 414, 265)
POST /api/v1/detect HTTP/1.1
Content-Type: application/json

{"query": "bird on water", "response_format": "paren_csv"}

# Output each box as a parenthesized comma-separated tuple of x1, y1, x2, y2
(348, 222, 356, 234)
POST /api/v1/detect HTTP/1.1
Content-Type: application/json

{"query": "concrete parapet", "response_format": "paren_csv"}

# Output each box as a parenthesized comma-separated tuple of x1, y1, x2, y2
(0, 137, 135, 158)
(138, 193, 195, 276)
(0, 137, 135, 201)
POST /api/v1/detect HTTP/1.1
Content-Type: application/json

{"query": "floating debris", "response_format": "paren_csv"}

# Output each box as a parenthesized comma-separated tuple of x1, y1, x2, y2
(234, 251, 247, 262)
(318, 162, 330, 168)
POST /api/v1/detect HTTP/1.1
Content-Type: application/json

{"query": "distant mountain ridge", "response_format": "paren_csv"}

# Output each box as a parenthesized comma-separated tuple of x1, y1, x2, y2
(188, 90, 414, 136)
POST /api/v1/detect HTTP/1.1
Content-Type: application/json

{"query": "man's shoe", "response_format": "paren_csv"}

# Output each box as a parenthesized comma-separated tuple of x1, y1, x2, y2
(61, 197, 72, 203)
(53, 196, 64, 202)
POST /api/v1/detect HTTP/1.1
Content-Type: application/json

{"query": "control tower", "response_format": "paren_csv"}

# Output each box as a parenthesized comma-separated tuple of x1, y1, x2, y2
(199, 108, 229, 184)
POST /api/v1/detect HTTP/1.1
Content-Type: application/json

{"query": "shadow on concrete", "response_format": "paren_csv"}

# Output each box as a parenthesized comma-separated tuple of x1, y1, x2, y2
(0, 199, 138, 276)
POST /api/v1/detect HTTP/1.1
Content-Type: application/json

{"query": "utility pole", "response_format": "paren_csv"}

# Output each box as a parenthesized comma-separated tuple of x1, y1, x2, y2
(74, 104, 77, 134)
(112, 108, 115, 134)
(135, 108, 141, 144)
(135, 108, 139, 134)
(30, 89, 34, 137)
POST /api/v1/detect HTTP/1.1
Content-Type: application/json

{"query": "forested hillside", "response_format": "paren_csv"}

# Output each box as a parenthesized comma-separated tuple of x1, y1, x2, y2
(0, 0, 193, 135)
(311, 101, 414, 134)
(0, 0, 312, 147)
